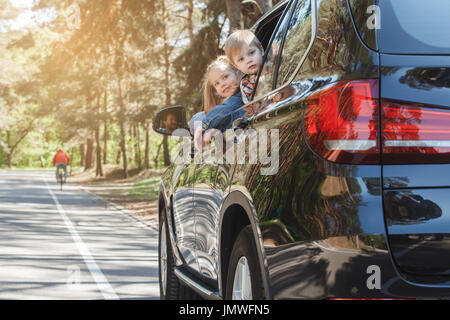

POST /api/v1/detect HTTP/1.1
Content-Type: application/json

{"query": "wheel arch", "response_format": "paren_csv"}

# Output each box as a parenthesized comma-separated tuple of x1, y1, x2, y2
(158, 181, 169, 221)
(218, 190, 273, 299)
(158, 182, 182, 265)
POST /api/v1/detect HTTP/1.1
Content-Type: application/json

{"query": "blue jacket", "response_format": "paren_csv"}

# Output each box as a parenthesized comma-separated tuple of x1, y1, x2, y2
(202, 92, 245, 132)
(190, 111, 205, 135)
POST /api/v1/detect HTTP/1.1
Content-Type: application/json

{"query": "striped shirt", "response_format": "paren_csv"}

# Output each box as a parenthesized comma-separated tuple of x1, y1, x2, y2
(240, 74, 257, 104)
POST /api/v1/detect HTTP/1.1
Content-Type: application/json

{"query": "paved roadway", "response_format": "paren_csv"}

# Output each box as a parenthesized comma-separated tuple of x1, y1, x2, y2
(0, 170, 160, 300)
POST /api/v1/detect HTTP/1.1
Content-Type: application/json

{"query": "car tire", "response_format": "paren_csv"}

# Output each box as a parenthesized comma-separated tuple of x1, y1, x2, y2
(178, 283, 203, 300)
(225, 226, 265, 300)
(159, 209, 180, 299)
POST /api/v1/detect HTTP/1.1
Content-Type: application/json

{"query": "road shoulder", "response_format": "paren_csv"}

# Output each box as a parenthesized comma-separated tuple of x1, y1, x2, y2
(70, 165, 160, 230)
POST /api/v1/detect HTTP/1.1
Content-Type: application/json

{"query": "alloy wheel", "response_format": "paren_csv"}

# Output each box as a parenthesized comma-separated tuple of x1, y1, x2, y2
(232, 256, 252, 300)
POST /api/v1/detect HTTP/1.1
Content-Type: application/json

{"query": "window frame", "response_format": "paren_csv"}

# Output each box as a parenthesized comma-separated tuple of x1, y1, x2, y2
(271, 0, 300, 90)
(251, 0, 317, 105)
(250, 0, 297, 102)
(252, 0, 291, 51)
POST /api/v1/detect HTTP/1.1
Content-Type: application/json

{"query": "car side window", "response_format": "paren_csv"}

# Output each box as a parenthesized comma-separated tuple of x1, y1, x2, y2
(252, 2, 296, 101)
(276, 0, 313, 87)
(253, 0, 313, 100)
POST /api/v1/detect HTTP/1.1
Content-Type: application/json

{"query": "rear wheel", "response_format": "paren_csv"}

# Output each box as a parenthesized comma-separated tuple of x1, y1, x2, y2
(178, 283, 203, 300)
(59, 172, 63, 191)
(225, 226, 265, 300)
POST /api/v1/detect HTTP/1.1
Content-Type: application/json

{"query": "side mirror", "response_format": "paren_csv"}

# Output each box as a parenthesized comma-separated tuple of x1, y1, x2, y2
(153, 105, 188, 136)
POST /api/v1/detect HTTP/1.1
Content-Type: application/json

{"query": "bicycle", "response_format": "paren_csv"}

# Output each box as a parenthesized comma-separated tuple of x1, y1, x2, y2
(56, 167, 65, 191)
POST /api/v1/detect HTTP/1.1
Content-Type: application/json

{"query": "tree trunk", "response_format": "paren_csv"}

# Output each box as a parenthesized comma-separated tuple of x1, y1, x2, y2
(144, 121, 150, 169)
(163, 135, 170, 166)
(116, 149, 121, 165)
(69, 148, 74, 175)
(154, 142, 163, 168)
(118, 78, 128, 179)
(84, 137, 94, 170)
(103, 89, 108, 165)
(129, 124, 134, 165)
(187, 0, 194, 42)
(6, 131, 11, 168)
(162, 0, 172, 167)
(95, 127, 103, 176)
(134, 123, 142, 170)
(120, 120, 128, 178)
(84, 91, 94, 171)
(226, 0, 243, 33)
(4, 121, 35, 168)
(95, 94, 103, 177)
(6, 153, 12, 168)
(80, 144, 85, 167)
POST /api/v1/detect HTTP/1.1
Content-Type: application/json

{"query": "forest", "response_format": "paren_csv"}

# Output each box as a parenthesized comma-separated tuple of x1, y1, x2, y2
(0, 0, 280, 177)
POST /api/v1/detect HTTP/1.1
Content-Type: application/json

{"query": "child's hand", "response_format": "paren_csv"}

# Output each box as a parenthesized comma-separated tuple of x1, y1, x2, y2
(196, 127, 223, 151)
(194, 126, 204, 152)
(244, 105, 254, 116)
(202, 128, 221, 147)
(269, 92, 283, 103)
(269, 85, 295, 104)
(244, 101, 262, 116)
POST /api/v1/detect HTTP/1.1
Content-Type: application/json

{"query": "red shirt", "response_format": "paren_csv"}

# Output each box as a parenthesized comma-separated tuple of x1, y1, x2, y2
(53, 150, 70, 166)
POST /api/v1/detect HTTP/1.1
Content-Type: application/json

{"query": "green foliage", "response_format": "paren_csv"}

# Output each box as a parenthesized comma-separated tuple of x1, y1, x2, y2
(173, 23, 222, 114)
(172, 0, 228, 116)
(0, 0, 274, 172)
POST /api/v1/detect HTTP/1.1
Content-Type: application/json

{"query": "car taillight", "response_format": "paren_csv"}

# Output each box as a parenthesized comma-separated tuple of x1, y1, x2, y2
(304, 79, 380, 164)
(381, 100, 450, 164)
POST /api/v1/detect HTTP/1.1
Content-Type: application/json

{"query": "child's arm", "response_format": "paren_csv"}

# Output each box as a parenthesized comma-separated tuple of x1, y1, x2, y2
(243, 100, 262, 116)
(246, 84, 297, 115)
(201, 95, 244, 132)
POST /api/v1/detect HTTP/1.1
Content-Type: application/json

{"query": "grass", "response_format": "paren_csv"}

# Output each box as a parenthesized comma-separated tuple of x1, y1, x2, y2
(69, 165, 163, 218)
(129, 176, 160, 200)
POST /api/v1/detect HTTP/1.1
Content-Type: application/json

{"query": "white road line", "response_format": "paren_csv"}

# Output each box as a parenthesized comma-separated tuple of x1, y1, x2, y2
(44, 177, 119, 300)
(394, 240, 427, 259)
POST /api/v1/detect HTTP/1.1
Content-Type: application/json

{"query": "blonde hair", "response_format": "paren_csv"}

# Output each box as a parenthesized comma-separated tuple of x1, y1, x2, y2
(224, 29, 264, 67)
(203, 56, 241, 114)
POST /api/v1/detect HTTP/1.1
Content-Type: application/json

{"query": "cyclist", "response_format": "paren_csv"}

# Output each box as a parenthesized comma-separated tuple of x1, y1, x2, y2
(52, 149, 70, 183)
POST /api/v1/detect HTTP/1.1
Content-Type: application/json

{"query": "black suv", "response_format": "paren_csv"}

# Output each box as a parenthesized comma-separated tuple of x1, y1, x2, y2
(155, 0, 450, 299)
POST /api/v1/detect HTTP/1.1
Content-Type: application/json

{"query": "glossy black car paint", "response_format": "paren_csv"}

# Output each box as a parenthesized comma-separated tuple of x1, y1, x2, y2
(158, 0, 450, 299)
(380, 53, 450, 285)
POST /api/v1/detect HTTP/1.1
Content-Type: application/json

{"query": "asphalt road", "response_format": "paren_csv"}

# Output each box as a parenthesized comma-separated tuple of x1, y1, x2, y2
(0, 170, 160, 300)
